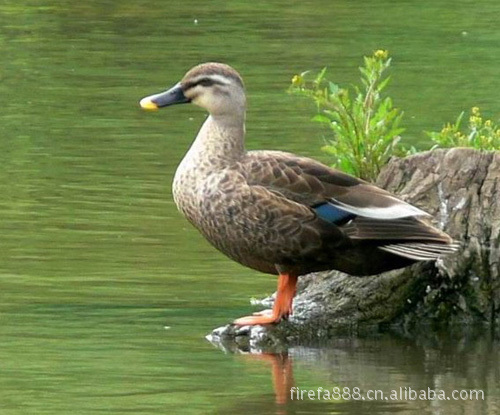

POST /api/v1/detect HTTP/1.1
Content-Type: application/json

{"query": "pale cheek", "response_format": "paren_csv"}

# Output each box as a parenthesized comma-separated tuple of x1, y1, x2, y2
(193, 94, 210, 108)
(193, 94, 225, 113)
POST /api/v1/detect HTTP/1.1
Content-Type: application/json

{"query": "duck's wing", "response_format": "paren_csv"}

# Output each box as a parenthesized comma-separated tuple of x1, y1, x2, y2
(242, 150, 452, 246)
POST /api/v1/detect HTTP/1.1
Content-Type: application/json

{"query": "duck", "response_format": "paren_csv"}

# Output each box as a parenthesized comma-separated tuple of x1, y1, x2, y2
(139, 62, 457, 326)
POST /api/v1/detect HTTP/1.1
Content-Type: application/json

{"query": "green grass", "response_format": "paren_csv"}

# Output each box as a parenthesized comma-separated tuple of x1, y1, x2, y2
(290, 51, 499, 181)
(427, 106, 500, 150)
(289, 50, 409, 182)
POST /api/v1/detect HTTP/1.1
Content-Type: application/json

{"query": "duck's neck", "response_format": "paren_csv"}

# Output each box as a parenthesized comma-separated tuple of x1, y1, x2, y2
(184, 113, 246, 166)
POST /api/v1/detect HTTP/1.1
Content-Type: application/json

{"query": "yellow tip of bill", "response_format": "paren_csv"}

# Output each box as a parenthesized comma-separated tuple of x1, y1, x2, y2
(139, 97, 158, 110)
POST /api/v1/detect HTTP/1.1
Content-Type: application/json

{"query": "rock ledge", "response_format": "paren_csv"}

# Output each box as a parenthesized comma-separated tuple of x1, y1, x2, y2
(209, 149, 500, 348)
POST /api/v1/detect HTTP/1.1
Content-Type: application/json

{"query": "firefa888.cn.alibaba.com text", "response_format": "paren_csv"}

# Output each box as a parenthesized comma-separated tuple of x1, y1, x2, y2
(290, 386, 484, 402)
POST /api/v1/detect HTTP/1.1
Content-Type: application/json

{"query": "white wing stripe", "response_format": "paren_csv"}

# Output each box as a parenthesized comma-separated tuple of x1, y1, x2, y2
(329, 198, 430, 219)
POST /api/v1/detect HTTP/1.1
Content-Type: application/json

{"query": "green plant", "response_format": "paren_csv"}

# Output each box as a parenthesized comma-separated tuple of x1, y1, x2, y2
(289, 50, 409, 182)
(427, 107, 500, 150)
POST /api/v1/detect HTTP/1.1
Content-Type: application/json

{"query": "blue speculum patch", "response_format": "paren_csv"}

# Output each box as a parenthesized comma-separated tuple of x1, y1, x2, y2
(313, 202, 356, 224)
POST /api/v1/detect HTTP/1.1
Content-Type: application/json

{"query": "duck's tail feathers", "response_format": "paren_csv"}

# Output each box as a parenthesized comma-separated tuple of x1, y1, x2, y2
(379, 241, 460, 261)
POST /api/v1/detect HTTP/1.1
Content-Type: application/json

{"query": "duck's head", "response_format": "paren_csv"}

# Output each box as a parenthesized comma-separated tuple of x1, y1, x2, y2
(140, 63, 246, 116)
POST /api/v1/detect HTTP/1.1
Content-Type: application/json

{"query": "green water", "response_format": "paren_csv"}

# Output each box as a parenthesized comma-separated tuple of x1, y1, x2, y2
(1, 1, 499, 414)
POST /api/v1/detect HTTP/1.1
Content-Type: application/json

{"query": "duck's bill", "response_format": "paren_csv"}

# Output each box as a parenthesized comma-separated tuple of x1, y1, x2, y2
(139, 83, 190, 110)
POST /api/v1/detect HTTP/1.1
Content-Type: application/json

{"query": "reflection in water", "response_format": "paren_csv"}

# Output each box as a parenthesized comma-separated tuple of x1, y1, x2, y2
(240, 353, 295, 406)
(209, 331, 500, 415)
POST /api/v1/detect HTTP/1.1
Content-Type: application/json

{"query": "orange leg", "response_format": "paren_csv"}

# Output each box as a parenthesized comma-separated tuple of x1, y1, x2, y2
(233, 273, 298, 326)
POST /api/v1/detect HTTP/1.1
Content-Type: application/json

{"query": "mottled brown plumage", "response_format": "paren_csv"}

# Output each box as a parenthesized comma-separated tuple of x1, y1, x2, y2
(140, 63, 458, 325)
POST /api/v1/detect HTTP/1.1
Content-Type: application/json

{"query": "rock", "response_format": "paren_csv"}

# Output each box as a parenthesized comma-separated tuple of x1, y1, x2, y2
(208, 148, 500, 350)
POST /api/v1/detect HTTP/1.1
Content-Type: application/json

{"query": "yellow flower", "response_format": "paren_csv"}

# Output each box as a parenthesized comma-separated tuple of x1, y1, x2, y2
(471, 106, 480, 116)
(374, 49, 389, 60)
(291, 74, 303, 86)
(484, 120, 492, 128)
(469, 115, 482, 125)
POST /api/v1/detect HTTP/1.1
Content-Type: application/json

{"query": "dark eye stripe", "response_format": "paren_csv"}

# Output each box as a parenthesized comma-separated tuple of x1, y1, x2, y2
(184, 77, 226, 91)
(198, 78, 214, 87)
